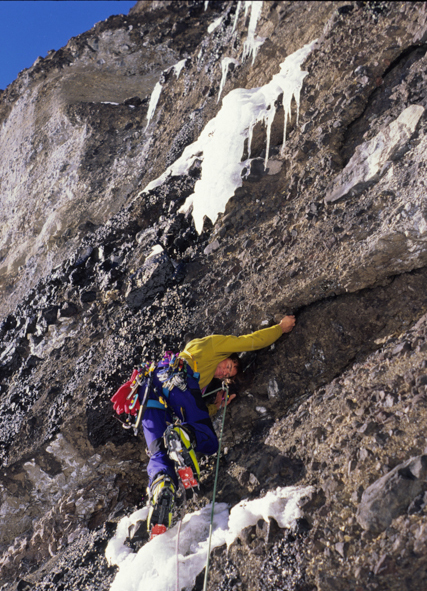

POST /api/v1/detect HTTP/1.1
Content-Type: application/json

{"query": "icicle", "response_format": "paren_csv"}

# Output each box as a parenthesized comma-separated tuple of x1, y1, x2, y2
(217, 58, 240, 103)
(263, 104, 277, 169)
(145, 81, 162, 130)
(274, 46, 316, 156)
(232, 0, 242, 32)
(242, 1, 265, 64)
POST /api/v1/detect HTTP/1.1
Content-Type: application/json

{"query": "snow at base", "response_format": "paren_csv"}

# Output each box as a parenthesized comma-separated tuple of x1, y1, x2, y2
(106, 485, 314, 591)
(142, 39, 317, 233)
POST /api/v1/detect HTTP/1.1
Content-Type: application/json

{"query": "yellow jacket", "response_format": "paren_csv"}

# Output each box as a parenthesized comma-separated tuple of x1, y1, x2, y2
(180, 324, 282, 389)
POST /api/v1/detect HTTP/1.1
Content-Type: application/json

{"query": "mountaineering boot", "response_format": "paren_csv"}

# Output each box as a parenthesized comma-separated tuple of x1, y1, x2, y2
(164, 425, 200, 490)
(147, 474, 176, 539)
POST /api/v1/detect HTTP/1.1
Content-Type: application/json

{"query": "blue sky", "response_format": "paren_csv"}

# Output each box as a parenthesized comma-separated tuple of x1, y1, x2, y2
(0, 1, 136, 90)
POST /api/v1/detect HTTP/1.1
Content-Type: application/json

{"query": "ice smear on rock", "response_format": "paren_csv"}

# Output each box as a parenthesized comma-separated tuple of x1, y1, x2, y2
(106, 486, 313, 591)
(107, 503, 229, 591)
(145, 61, 187, 129)
(142, 40, 317, 233)
(145, 82, 163, 130)
(225, 485, 314, 546)
(218, 58, 240, 103)
(172, 58, 187, 79)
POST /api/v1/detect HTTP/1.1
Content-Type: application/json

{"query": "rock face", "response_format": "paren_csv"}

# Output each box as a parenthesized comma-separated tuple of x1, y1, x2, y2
(1, 1, 427, 590)
(356, 455, 427, 534)
(325, 105, 425, 203)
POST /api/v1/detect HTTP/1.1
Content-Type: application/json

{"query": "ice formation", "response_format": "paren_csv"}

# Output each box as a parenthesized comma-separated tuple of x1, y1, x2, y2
(172, 58, 187, 79)
(145, 81, 163, 130)
(217, 57, 240, 103)
(142, 40, 317, 233)
(145, 61, 186, 129)
(106, 486, 313, 591)
(242, 1, 265, 64)
(232, 0, 242, 32)
(208, 15, 225, 34)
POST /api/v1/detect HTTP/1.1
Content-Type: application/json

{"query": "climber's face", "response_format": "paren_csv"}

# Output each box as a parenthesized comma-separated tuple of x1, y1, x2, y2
(214, 358, 238, 380)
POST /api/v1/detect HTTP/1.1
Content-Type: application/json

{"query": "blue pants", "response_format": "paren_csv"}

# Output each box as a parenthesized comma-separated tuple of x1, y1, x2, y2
(141, 361, 218, 486)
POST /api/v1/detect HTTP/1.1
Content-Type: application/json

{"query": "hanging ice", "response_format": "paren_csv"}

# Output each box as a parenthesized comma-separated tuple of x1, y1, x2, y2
(232, 0, 242, 32)
(145, 81, 163, 130)
(242, 1, 265, 64)
(171, 59, 187, 79)
(142, 40, 317, 233)
(217, 57, 240, 103)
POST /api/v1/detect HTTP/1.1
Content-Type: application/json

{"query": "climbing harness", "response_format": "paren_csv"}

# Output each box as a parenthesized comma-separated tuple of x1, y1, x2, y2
(113, 351, 196, 436)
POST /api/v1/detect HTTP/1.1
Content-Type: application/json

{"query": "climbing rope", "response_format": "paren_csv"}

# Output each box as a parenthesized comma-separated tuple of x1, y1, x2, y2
(176, 518, 182, 591)
(203, 382, 229, 591)
(175, 384, 228, 591)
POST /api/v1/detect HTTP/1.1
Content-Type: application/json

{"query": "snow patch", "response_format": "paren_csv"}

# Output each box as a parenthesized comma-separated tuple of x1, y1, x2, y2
(146, 244, 164, 259)
(208, 15, 225, 34)
(106, 486, 313, 591)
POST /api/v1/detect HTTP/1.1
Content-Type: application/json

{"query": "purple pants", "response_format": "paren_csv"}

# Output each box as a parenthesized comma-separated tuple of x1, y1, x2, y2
(141, 362, 218, 486)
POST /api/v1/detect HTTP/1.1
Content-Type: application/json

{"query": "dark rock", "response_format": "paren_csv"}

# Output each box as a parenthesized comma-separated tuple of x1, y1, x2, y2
(358, 421, 377, 436)
(125, 251, 174, 309)
(70, 267, 86, 286)
(356, 455, 427, 533)
(0, 314, 17, 334)
(24, 355, 43, 369)
(80, 290, 97, 304)
(42, 306, 59, 325)
(59, 301, 79, 318)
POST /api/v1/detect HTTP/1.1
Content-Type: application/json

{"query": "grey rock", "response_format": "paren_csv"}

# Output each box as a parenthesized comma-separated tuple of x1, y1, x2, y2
(204, 239, 221, 255)
(326, 105, 425, 203)
(59, 301, 79, 318)
(356, 455, 427, 533)
(125, 251, 174, 309)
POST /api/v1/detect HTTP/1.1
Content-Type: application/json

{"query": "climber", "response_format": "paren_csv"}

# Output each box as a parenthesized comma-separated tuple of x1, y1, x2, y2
(112, 315, 296, 537)
(144, 314, 296, 535)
